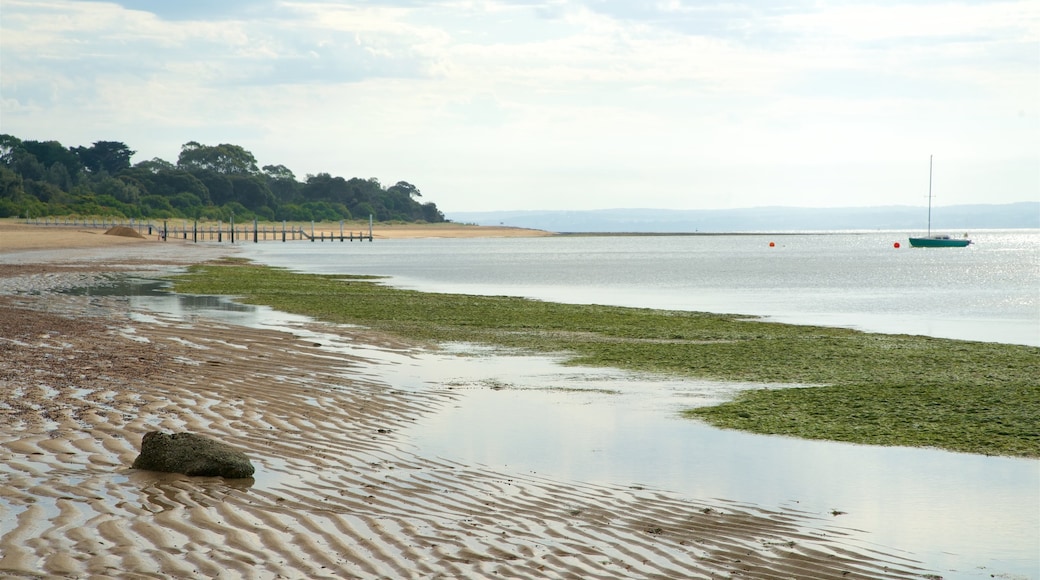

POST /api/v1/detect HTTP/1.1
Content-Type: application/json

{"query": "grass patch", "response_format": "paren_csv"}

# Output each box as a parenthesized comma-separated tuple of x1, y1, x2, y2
(170, 260, 1040, 458)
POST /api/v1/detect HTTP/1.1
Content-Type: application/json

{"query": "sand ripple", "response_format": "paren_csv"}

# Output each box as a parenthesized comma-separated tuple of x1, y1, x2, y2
(0, 288, 935, 579)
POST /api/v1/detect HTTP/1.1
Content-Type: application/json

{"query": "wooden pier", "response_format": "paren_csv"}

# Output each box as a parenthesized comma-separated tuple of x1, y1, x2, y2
(22, 217, 375, 244)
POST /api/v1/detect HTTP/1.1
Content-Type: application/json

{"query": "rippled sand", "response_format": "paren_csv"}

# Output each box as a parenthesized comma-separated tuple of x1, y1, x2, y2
(0, 223, 933, 579)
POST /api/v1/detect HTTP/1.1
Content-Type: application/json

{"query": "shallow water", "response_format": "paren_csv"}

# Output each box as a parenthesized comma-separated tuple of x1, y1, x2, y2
(69, 278, 1040, 579)
(405, 373, 1039, 579)
(243, 230, 1040, 346)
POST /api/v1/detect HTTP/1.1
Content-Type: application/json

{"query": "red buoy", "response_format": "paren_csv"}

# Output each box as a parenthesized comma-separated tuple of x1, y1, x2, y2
(769, 241, 775, 247)
(893, 242, 901, 249)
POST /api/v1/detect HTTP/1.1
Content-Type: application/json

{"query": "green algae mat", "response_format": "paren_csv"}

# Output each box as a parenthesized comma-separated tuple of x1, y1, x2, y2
(171, 260, 1040, 458)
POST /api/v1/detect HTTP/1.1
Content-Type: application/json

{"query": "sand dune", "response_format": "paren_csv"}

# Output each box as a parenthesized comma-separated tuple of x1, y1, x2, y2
(0, 223, 933, 579)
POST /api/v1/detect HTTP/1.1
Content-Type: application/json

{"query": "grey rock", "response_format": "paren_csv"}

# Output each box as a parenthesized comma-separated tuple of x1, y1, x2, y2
(132, 431, 255, 479)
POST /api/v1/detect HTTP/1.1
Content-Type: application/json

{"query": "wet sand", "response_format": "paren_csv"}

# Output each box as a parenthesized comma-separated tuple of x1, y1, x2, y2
(0, 222, 933, 578)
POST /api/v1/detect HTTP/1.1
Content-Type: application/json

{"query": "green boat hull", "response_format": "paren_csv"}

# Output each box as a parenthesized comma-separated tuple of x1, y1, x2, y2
(908, 236, 971, 248)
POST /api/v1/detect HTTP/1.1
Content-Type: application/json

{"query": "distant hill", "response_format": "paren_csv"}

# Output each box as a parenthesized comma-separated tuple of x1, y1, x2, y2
(448, 203, 1039, 233)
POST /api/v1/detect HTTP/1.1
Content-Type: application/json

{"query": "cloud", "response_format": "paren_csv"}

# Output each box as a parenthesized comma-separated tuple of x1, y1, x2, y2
(68, 0, 280, 21)
(1, 0, 1037, 211)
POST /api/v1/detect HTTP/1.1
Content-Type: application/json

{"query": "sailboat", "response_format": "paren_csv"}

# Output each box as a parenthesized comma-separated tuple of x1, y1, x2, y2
(908, 155, 971, 248)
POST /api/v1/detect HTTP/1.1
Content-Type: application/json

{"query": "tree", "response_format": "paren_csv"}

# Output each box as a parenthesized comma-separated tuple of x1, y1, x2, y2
(21, 140, 83, 175)
(140, 195, 176, 217)
(12, 154, 45, 181)
(262, 164, 295, 181)
(302, 173, 350, 203)
(23, 180, 64, 203)
(0, 134, 23, 166)
(94, 176, 141, 205)
(353, 202, 377, 220)
(344, 177, 381, 210)
(276, 203, 311, 221)
(44, 162, 75, 191)
(388, 180, 422, 198)
(230, 174, 276, 212)
(89, 194, 136, 217)
(178, 141, 259, 175)
(384, 181, 422, 219)
(220, 201, 252, 221)
(122, 167, 211, 203)
(73, 141, 135, 174)
(421, 202, 445, 223)
(0, 134, 448, 224)
(168, 192, 204, 216)
(134, 157, 176, 173)
(263, 164, 300, 204)
(192, 171, 234, 205)
(301, 201, 344, 221)
(0, 166, 24, 199)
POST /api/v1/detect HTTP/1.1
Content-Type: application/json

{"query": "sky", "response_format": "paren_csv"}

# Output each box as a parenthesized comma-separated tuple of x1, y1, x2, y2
(1, 0, 1037, 212)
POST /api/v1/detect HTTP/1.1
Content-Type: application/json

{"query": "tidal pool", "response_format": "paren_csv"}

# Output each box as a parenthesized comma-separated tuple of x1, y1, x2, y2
(396, 347, 1039, 580)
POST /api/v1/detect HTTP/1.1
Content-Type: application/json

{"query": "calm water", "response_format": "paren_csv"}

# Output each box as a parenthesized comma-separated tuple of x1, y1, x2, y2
(234, 231, 1039, 578)
(243, 230, 1039, 346)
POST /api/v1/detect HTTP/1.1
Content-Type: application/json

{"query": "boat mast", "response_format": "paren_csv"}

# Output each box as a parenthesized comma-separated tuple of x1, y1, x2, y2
(927, 154, 933, 237)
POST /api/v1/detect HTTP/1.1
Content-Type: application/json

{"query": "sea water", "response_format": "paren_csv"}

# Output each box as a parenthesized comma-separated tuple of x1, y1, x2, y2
(236, 230, 1039, 578)
(243, 229, 1039, 346)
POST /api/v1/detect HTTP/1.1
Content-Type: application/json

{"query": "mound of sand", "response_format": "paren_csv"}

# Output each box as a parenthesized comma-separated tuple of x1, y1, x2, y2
(104, 225, 146, 239)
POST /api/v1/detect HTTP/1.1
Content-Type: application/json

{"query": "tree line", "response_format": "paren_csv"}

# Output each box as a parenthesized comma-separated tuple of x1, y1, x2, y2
(0, 135, 446, 223)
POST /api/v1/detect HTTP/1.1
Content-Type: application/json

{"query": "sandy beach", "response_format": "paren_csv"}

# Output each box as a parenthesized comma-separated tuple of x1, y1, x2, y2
(0, 222, 933, 578)
(0, 220, 554, 251)
(371, 222, 555, 239)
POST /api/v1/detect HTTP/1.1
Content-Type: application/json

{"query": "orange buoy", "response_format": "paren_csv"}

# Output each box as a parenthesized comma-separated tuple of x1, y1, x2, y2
(893, 242, 901, 249)
(768, 241, 775, 247)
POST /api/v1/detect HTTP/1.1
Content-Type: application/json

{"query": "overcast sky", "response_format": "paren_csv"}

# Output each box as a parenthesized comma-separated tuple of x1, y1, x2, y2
(1, 0, 1036, 211)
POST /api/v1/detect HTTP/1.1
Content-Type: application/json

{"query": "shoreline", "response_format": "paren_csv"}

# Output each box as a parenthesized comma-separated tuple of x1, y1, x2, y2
(10, 218, 1033, 246)
(0, 222, 942, 578)
(0, 218, 555, 248)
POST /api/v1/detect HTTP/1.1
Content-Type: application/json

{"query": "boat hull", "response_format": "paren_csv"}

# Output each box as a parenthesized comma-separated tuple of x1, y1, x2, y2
(908, 236, 971, 248)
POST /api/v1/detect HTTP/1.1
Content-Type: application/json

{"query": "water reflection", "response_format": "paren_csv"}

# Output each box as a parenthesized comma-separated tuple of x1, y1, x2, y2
(61, 276, 171, 297)
(126, 470, 255, 514)
(401, 353, 1040, 580)
(67, 276, 312, 328)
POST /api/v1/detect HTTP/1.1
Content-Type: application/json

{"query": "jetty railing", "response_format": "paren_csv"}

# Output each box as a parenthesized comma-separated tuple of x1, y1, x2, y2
(21, 217, 375, 243)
